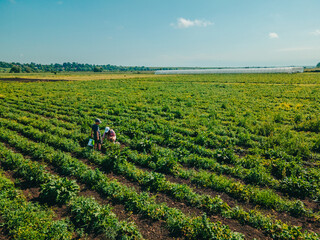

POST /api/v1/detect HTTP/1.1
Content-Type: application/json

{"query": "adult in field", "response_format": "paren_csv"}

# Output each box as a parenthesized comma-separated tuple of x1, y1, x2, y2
(102, 127, 117, 143)
(91, 118, 102, 151)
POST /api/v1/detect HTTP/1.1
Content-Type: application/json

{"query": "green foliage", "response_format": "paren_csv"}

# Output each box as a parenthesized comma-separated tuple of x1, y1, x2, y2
(1, 73, 320, 239)
(39, 177, 80, 205)
(93, 66, 103, 72)
(0, 173, 73, 240)
(69, 196, 118, 237)
(313, 137, 320, 153)
(0, 60, 160, 72)
(296, 118, 320, 133)
(9, 65, 21, 73)
(257, 122, 274, 136)
(281, 177, 315, 198)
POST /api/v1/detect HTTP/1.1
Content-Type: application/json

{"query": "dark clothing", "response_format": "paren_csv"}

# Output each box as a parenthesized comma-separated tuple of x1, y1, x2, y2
(92, 124, 101, 143)
(92, 124, 100, 134)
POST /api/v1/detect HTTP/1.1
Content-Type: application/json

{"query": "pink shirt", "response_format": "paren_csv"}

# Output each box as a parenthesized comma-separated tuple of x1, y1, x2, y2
(109, 129, 116, 137)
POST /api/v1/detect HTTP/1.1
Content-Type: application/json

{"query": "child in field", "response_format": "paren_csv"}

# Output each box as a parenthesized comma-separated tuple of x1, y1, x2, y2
(102, 127, 117, 143)
(91, 118, 102, 150)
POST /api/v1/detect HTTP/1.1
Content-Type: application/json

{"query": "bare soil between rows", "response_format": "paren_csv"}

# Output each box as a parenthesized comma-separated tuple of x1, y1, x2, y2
(2, 119, 320, 239)
(0, 143, 176, 240)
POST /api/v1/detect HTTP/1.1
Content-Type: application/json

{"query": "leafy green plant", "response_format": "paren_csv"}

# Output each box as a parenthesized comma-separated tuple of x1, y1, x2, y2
(281, 177, 314, 198)
(39, 177, 80, 205)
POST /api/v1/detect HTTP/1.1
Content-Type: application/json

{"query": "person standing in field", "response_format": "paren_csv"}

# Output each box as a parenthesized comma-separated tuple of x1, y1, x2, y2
(102, 127, 117, 143)
(91, 118, 102, 150)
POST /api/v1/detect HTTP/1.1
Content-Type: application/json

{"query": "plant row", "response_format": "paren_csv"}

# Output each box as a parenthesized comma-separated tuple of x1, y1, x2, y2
(5, 94, 319, 162)
(3, 98, 318, 188)
(1, 121, 319, 239)
(3, 96, 318, 174)
(0, 170, 74, 240)
(0, 115, 316, 218)
(0, 126, 244, 240)
(0, 142, 143, 239)
(1, 102, 319, 204)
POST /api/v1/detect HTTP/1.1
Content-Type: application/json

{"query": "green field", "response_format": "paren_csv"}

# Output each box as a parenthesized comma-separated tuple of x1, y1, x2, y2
(0, 73, 320, 239)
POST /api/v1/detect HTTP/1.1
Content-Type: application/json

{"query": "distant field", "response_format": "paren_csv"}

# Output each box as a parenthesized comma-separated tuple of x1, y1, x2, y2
(0, 72, 160, 81)
(0, 73, 320, 239)
(0, 70, 319, 82)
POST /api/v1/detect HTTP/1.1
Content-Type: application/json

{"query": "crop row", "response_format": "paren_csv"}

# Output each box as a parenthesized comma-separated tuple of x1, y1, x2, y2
(0, 120, 319, 239)
(1, 101, 319, 204)
(3, 96, 317, 176)
(0, 142, 143, 239)
(0, 126, 244, 239)
(0, 97, 267, 154)
(2, 98, 318, 183)
(0, 171, 74, 239)
(4, 93, 318, 159)
(0, 109, 317, 215)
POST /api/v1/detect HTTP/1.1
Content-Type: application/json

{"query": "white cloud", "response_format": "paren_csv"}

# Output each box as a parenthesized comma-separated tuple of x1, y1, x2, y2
(9, 0, 16, 3)
(269, 32, 279, 39)
(311, 29, 320, 36)
(171, 18, 213, 29)
(57, 1, 63, 4)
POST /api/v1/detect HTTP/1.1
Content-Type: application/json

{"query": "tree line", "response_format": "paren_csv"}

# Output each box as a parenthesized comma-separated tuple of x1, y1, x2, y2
(0, 61, 177, 73)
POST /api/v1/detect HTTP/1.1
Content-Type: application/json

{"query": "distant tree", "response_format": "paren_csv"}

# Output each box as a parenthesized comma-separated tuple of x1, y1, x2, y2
(0, 61, 13, 68)
(9, 65, 21, 73)
(1, 60, 158, 73)
(93, 66, 103, 72)
(317, 62, 320, 68)
(24, 66, 33, 73)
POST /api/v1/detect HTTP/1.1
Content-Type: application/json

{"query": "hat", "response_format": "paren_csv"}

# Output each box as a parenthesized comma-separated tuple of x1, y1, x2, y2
(105, 127, 110, 132)
(95, 118, 102, 123)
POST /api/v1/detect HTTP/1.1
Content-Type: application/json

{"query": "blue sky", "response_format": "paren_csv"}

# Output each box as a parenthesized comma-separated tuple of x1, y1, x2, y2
(1, 0, 320, 67)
